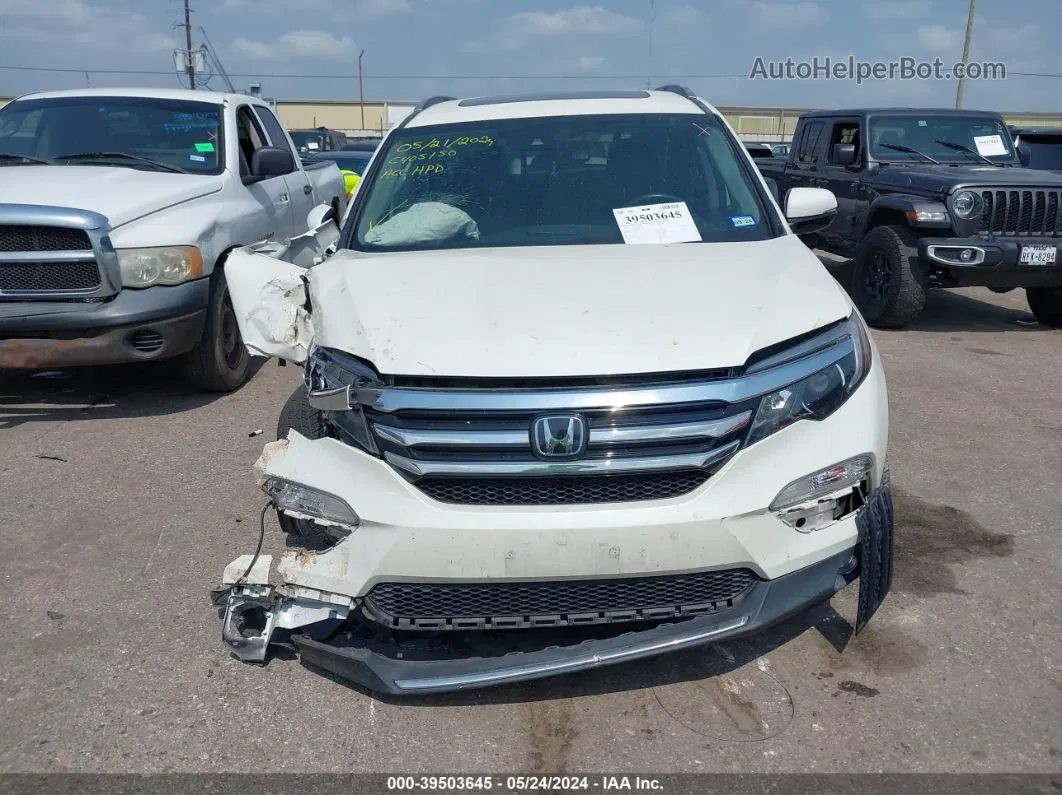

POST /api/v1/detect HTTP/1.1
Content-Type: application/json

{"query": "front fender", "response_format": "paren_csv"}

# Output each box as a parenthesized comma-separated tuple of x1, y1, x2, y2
(863, 193, 951, 236)
(225, 220, 339, 363)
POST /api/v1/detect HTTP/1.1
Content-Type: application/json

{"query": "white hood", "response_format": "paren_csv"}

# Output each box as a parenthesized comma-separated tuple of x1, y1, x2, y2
(307, 235, 853, 378)
(0, 165, 223, 229)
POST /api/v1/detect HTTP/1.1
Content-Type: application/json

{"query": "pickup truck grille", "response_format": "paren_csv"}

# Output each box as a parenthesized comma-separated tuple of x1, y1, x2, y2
(979, 189, 1062, 237)
(0, 260, 101, 292)
(366, 387, 755, 506)
(362, 568, 759, 630)
(0, 225, 92, 252)
(0, 224, 103, 296)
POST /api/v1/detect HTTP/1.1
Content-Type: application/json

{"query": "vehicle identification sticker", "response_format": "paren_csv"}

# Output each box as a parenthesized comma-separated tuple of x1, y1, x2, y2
(612, 202, 701, 245)
(974, 134, 1008, 157)
(189, 154, 207, 163)
(1019, 244, 1057, 266)
(194, 142, 215, 153)
(730, 215, 756, 227)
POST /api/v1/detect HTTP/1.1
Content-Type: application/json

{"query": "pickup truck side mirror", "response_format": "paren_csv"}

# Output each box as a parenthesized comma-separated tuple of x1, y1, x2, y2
(785, 187, 837, 235)
(833, 143, 858, 167)
(247, 147, 295, 183)
(1017, 146, 1031, 167)
(764, 177, 780, 204)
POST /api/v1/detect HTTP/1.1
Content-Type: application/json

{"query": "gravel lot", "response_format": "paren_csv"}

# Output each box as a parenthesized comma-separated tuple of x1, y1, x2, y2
(1, 282, 1060, 774)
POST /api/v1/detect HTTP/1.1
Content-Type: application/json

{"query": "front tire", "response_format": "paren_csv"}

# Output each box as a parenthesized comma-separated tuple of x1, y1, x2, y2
(852, 225, 928, 329)
(1026, 286, 1062, 327)
(180, 270, 251, 392)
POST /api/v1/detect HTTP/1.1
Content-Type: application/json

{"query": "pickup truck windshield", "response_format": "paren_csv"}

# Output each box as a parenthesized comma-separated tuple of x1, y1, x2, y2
(869, 115, 1016, 164)
(0, 96, 224, 175)
(1019, 136, 1062, 170)
(352, 113, 774, 251)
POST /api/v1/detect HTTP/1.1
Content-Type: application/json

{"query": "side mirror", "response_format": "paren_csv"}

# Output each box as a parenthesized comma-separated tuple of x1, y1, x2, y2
(1017, 147, 1030, 167)
(248, 147, 295, 182)
(306, 202, 337, 230)
(833, 143, 858, 167)
(785, 187, 837, 235)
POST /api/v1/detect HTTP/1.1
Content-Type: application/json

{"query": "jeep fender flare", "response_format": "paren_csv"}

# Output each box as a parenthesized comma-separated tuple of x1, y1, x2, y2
(860, 194, 949, 242)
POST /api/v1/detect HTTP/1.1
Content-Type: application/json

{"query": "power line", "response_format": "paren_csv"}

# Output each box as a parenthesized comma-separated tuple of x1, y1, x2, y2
(1, 64, 1060, 80)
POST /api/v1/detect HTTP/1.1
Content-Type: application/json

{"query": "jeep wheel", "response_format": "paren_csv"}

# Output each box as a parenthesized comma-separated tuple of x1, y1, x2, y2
(275, 386, 338, 546)
(852, 225, 928, 328)
(1026, 286, 1062, 327)
(180, 271, 251, 392)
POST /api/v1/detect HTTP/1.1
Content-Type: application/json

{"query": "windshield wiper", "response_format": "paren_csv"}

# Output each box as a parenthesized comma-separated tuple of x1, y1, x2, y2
(879, 142, 940, 164)
(53, 152, 188, 174)
(934, 139, 1002, 167)
(0, 152, 55, 165)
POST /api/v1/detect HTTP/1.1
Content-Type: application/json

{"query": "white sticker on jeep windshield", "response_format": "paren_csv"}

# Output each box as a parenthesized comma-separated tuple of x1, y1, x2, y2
(974, 134, 1007, 157)
(612, 202, 701, 245)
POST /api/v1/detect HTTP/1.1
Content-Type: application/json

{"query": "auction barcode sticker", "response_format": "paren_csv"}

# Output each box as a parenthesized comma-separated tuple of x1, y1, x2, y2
(612, 202, 702, 245)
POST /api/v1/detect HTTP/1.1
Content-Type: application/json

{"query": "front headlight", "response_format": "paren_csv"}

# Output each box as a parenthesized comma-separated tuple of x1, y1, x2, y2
(306, 346, 384, 455)
(747, 314, 872, 446)
(950, 190, 982, 220)
(117, 246, 203, 287)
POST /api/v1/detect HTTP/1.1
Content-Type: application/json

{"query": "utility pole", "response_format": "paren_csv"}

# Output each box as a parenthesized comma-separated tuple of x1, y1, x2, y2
(183, 0, 196, 90)
(358, 49, 366, 131)
(955, 0, 975, 108)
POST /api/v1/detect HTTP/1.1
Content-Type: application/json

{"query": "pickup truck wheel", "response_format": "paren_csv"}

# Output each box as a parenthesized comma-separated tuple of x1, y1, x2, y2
(275, 386, 338, 546)
(853, 225, 928, 328)
(180, 271, 251, 392)
(1026, 287, 1062, 327)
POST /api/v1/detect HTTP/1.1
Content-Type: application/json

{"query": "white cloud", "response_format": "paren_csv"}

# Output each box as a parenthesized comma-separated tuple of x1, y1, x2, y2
(219, 0, 409, 16)
(0, 0, 174, 53)
(917, 25, 961, 52)
(232, 30, 356, 61)
(658, 4, 708, 28)
(863, 0, 929, 20)
(506, 5, 644, 37)
(748, 1, 829, 28)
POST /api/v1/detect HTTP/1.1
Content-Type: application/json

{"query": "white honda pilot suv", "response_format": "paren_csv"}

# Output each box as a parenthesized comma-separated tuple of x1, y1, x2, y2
(219, 86, 893, 695)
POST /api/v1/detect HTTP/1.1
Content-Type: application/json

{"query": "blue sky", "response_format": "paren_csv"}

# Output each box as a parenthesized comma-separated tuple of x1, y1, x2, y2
(0, 0, 1058, 111)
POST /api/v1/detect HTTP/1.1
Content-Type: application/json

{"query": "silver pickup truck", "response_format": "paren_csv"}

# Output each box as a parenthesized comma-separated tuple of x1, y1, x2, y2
(0, 87, 346, 391)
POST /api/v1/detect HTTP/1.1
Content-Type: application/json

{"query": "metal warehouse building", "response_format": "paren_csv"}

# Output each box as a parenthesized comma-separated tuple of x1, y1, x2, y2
(3, 95, 1062, 141)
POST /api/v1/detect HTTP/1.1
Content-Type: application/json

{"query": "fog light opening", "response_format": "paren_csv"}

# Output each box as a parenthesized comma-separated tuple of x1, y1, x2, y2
(776, 477, 870, 533)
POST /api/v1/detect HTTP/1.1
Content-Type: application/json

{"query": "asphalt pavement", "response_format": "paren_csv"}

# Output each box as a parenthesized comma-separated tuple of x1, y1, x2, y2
(1, 284, 1060, 774)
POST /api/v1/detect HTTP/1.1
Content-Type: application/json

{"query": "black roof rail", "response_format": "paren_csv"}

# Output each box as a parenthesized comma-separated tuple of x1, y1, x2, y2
(413, 95, 456, 113)
(654, 84, 697, 99)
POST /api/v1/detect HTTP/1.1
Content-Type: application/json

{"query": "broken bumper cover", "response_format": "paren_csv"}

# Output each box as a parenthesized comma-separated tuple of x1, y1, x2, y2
(220, 485, 893, 695)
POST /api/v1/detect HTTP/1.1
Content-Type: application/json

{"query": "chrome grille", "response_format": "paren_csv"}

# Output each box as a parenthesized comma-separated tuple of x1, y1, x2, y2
(0, 225, 92, 252)
(363, 568, 759, 630)
(979, 189, 1062, 236)
(367, 398, 753, 505)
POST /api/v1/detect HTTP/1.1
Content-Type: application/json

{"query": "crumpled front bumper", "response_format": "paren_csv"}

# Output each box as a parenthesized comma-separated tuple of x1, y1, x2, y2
(219, 486, 893, 696)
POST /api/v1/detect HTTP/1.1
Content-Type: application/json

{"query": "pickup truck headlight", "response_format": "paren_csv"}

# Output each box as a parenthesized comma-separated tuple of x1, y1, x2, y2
(306, 346, 383, 455)
(117, 246, 204, 287)
(950, 190, 982, 220)
(747, 314, 872, 446)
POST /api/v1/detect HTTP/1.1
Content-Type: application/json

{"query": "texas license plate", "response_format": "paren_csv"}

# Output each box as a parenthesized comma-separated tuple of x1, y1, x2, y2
(1019, 245, 1057, 265)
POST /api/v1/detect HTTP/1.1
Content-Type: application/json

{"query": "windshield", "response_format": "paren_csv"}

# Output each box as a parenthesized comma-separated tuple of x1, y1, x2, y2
(351, 113, 775, 251)
(1020, 137, 1062, 170)
(0, 96, 224, 174)
(290, 131, 325, 153)
(869, 114, 1016, 163)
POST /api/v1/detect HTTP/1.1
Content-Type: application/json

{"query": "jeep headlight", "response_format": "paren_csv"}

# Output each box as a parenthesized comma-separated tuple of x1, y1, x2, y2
(117, 246, 204, 287)
(747, 314, 872, 446)
(306, 346, 383, 455)
(950, 190, 982, 220)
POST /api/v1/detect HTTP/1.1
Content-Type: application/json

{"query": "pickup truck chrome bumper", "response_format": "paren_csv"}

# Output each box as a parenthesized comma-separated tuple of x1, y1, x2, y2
(0, 279, 209, 369)
(918, 236, 1062, 288)
(220, 483, 891, 695)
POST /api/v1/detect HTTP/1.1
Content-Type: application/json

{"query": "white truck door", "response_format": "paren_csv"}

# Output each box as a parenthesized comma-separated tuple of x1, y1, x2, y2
(235, 105, 296, 240)
(253, 105, 316, 235)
